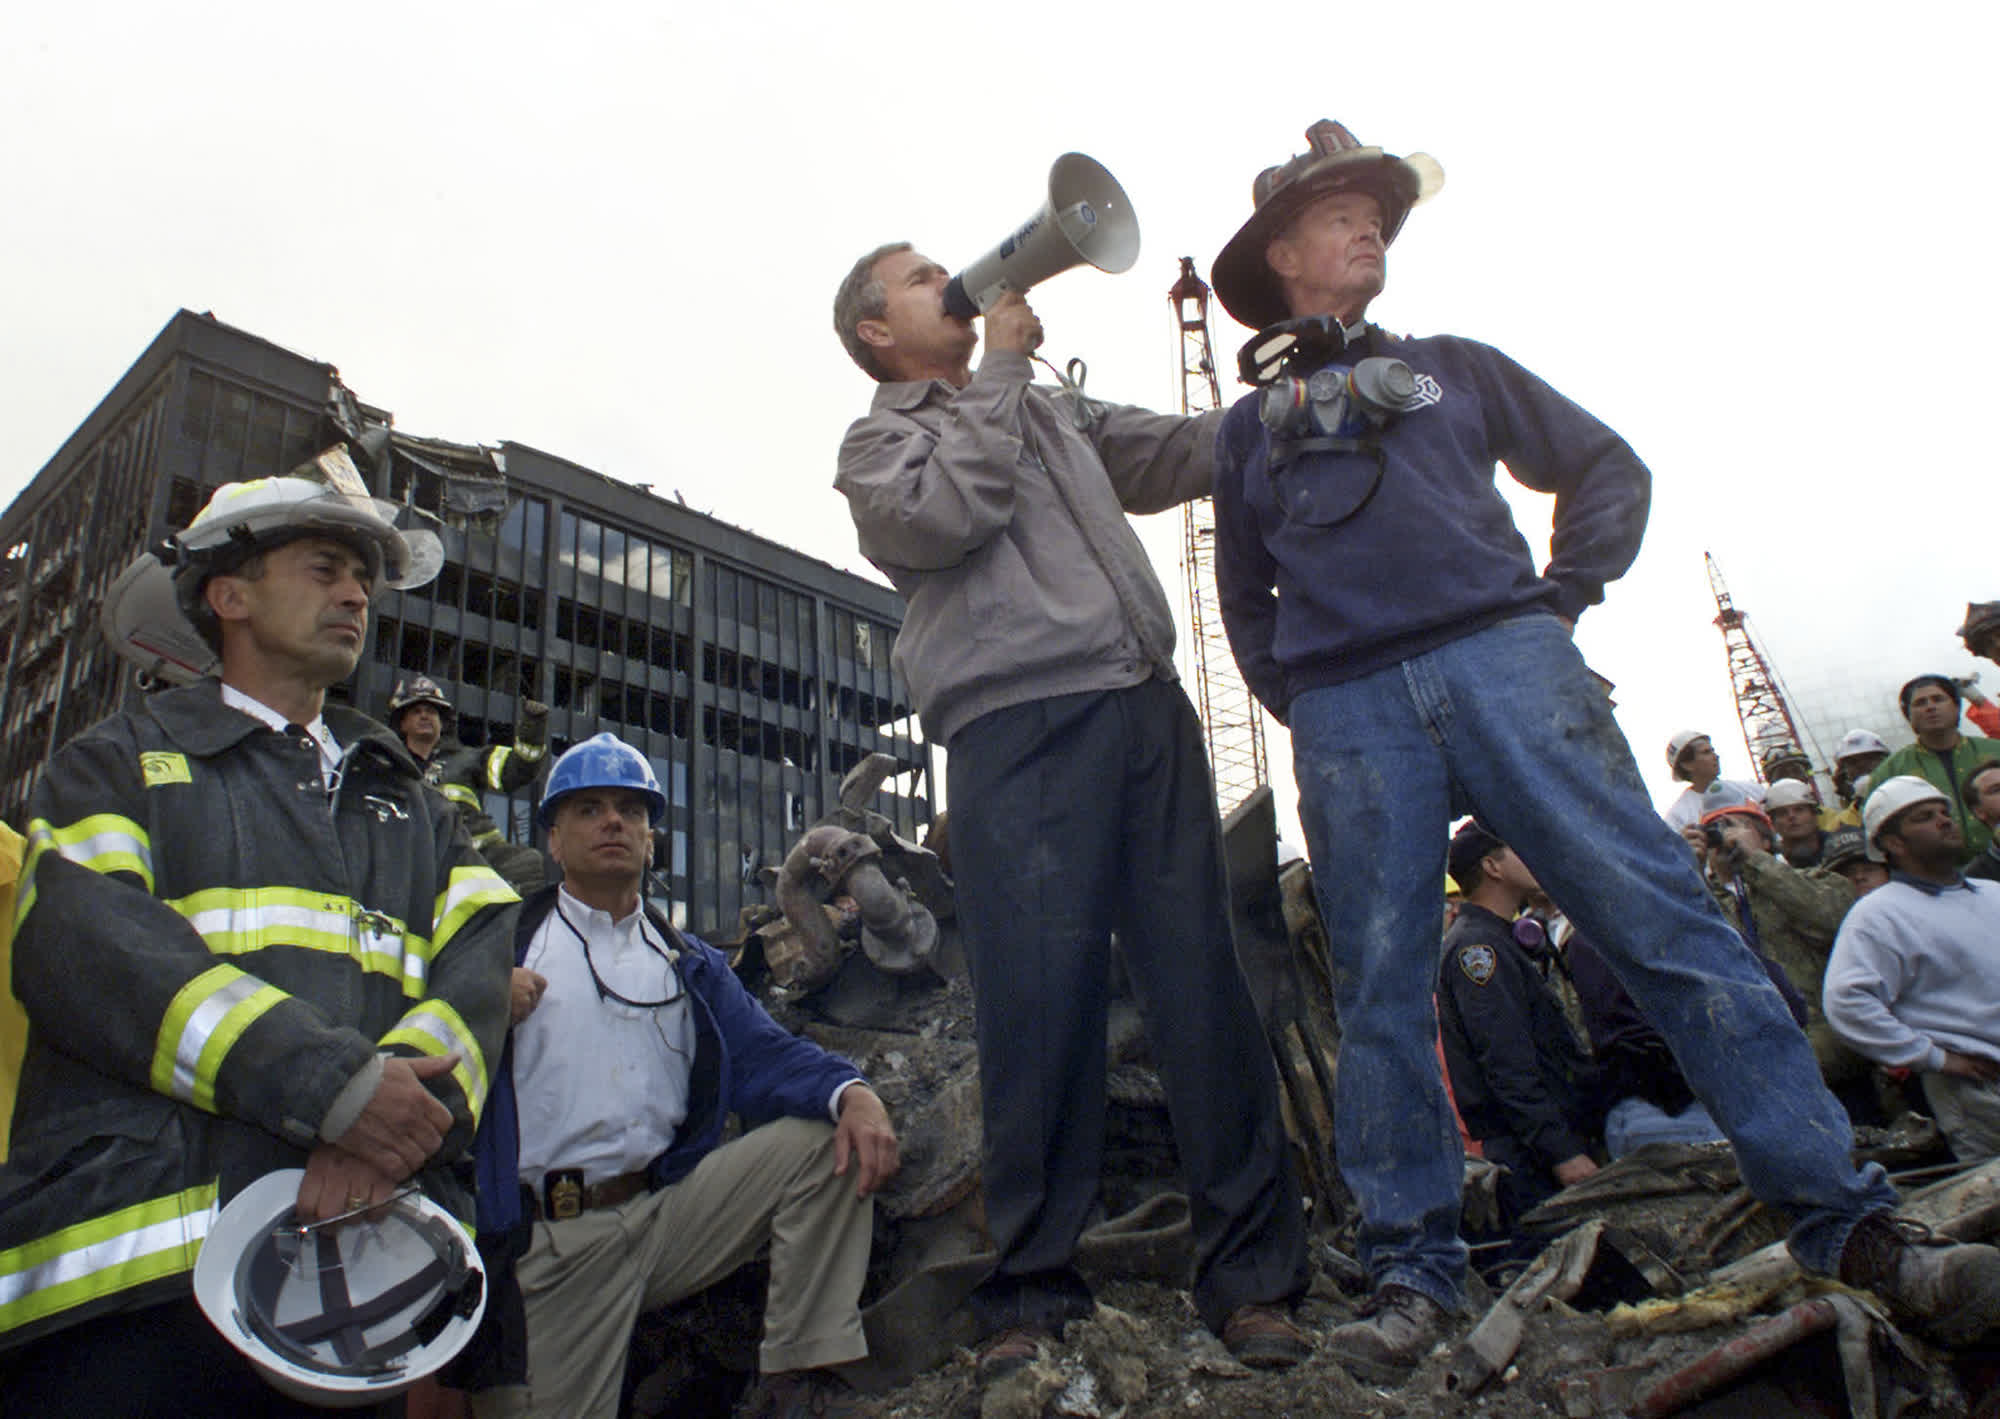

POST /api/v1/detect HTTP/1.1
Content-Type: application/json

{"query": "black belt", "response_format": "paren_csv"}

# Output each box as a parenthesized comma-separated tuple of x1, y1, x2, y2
(536, 1168, 649, 1221)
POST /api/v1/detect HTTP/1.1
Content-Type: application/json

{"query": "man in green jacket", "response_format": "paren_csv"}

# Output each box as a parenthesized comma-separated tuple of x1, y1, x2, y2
(1870, 675, 2000, 863)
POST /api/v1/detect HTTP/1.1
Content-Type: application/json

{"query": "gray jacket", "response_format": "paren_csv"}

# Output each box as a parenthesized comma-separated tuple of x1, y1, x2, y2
(836, 350, 1217, 744)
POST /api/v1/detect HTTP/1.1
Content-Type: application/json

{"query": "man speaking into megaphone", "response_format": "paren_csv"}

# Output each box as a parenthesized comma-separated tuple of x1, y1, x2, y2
(830, 241, 1311, 1382)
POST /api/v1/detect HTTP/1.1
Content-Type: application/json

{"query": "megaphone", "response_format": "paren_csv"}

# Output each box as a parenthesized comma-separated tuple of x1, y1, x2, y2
(942, 153, 1141, 319)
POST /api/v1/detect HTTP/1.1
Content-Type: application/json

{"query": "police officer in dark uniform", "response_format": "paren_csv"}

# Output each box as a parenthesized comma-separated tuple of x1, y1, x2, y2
(1436, 822, 1604, 1228)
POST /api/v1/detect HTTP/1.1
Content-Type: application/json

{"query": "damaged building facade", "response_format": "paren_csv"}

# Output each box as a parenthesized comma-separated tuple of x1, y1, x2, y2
(0, 310, 930, 936)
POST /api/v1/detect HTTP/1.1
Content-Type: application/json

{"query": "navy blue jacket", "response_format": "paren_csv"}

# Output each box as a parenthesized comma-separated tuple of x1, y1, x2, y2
(1437, 905, 1603, 1173)
(1213, 329, 1651, 719)
(474, 887, 863, 1235)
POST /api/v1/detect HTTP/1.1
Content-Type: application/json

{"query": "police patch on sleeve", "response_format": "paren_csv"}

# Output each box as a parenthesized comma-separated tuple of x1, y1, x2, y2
(1457, 943, 1497, 986)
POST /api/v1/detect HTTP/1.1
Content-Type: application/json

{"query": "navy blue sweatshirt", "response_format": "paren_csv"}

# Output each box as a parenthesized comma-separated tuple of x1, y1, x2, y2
(1213, 328, 1651, 719)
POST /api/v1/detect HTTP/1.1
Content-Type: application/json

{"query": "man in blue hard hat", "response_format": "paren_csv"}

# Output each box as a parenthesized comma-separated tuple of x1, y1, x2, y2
(470, 733, 898, 1419)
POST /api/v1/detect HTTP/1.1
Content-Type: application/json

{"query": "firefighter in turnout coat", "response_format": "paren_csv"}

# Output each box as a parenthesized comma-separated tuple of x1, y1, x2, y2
(0, 466, 517, 1416)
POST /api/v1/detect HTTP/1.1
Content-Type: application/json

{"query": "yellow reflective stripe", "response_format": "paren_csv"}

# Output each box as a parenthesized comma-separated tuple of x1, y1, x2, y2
(151, 966, 287, 1110)
(440, 783, 482, 811)
(47, 813, 155, 887)
(162, 886, 432, 997)
(382, 999, 489, 1124)
(511, 741, 546, 765)
(10, 824, 50, 932)
(484, 747, 513, 791)
(15, 814, 155, 929)
(432, 865, 517, 954)
(0, 1181, 217, 1333)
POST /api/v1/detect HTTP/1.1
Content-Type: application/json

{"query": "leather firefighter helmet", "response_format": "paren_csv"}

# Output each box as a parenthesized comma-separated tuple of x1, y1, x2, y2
(388, 675, 455, 726)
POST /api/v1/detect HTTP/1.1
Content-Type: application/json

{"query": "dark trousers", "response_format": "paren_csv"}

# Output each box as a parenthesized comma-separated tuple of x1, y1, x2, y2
(0, 1296, 405, 1417)
(948, 679, 1307, 1335)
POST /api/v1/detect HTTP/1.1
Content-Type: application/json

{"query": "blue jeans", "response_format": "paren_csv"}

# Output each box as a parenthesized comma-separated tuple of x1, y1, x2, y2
(1604, 1097, 1726, 1157)
(1289, 613, 1896, 1311)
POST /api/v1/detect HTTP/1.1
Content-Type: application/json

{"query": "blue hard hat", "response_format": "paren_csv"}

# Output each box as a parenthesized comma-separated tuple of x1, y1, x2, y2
(538, 732, 666, 828)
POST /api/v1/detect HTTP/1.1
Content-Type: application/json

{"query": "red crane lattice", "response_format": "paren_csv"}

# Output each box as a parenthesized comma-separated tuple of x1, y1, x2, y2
(1705, 551, 1816, 781)
(1171, 257, 1267, 815)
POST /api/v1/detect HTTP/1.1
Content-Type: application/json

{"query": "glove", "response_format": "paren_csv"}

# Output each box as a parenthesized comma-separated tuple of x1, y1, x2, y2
(518, 700, 550, 748)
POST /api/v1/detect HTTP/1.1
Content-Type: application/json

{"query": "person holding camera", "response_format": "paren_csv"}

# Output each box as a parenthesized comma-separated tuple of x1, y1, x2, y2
(1208, 117, 2000, 1383)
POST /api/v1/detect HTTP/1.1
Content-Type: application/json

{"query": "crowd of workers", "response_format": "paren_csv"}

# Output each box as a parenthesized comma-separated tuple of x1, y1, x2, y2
(1439, 674, 2000, 1247)
(4, 113, 2000, 1419)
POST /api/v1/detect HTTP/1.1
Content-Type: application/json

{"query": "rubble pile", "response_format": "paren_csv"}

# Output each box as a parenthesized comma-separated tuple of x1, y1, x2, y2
(627, 763, 2000, 1417)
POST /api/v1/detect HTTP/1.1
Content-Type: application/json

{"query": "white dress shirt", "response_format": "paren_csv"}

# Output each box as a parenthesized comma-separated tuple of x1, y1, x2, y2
(513, 886, 698, 1189)
(220, 683, 343, 790)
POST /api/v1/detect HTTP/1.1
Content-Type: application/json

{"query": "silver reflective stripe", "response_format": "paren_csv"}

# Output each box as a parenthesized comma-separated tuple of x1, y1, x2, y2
(182, 900, 357, 946)
(0, 1203, 212, 1311)
(166, 973, 270, 1104)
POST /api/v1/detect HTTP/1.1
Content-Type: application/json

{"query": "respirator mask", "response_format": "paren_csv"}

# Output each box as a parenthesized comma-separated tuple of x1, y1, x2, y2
(1237, 316, 1429, 526)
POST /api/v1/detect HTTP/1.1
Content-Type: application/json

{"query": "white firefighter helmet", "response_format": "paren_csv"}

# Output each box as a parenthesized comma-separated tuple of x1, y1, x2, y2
(1861, 775, 1951, 863)
(100, 447, 443, 686)
(191, 1169, 486, 1408)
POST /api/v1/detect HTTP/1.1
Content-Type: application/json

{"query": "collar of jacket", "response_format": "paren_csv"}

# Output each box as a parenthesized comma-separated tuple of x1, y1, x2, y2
(514, 883, 694, 966)
(145, 677, 421, 776)
(1888, 868, 1973, 896)
(870, 375, 962, 415)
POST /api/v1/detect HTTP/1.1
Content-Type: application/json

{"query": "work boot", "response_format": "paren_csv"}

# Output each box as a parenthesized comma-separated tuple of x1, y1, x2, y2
(1221, 1303, 1311, 1369)
(1838, 1212, 2000, 1346)
(734, 1368, 866, 1418)
(1324, 1284, 1447, 1385)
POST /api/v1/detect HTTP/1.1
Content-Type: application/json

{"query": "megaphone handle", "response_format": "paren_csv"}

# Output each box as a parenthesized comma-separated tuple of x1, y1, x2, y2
(942, 276, 979, 321)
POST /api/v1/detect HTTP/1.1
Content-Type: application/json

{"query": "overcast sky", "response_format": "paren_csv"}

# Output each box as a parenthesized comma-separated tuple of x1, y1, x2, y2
(4, 2, 1995, 835)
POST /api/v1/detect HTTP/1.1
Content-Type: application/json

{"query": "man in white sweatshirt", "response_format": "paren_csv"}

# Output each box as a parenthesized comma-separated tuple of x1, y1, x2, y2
(1824, 776, 2000, 1162)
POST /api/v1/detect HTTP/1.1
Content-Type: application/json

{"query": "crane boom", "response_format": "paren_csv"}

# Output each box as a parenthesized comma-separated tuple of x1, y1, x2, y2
(1705, 551, 1820, 779)
(1171, 257, 1268, 815)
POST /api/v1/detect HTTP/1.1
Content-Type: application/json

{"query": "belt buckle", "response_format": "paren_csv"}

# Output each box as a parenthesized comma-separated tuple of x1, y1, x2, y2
(543, 1168, 584, 1222)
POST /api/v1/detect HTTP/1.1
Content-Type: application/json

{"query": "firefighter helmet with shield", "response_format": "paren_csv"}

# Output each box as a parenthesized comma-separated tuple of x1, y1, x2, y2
(191, 1169, 486, 1408)
(100, 446, 443, 684)
(388, 675, 455, 728)
(168, 469, 443, 622)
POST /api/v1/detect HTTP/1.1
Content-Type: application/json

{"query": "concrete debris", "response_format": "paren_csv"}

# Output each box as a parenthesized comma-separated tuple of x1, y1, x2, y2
(655, 805, 2000, 1417)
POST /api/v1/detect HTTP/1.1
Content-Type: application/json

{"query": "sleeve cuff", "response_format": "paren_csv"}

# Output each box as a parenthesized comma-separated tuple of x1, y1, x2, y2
(829, 1077, 866, 1122)
(318, 1052, 386, 1142)
(972, 351, 1035, 384)
(1546, 581, 1601, 623)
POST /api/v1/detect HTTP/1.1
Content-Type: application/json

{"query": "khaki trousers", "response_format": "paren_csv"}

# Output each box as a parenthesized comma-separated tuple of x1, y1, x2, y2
(1922, 1071, 2000, 1164)
(470, 1117, 872, 1419)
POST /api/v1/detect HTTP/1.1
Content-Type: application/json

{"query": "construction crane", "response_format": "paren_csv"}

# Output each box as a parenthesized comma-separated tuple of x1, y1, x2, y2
(1170, 257, 1267, 815)
(1705, 551, 1820, 781)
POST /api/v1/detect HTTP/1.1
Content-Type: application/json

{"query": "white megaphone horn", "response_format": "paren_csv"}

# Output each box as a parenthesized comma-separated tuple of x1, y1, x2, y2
(942, 153, 1142, 320)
